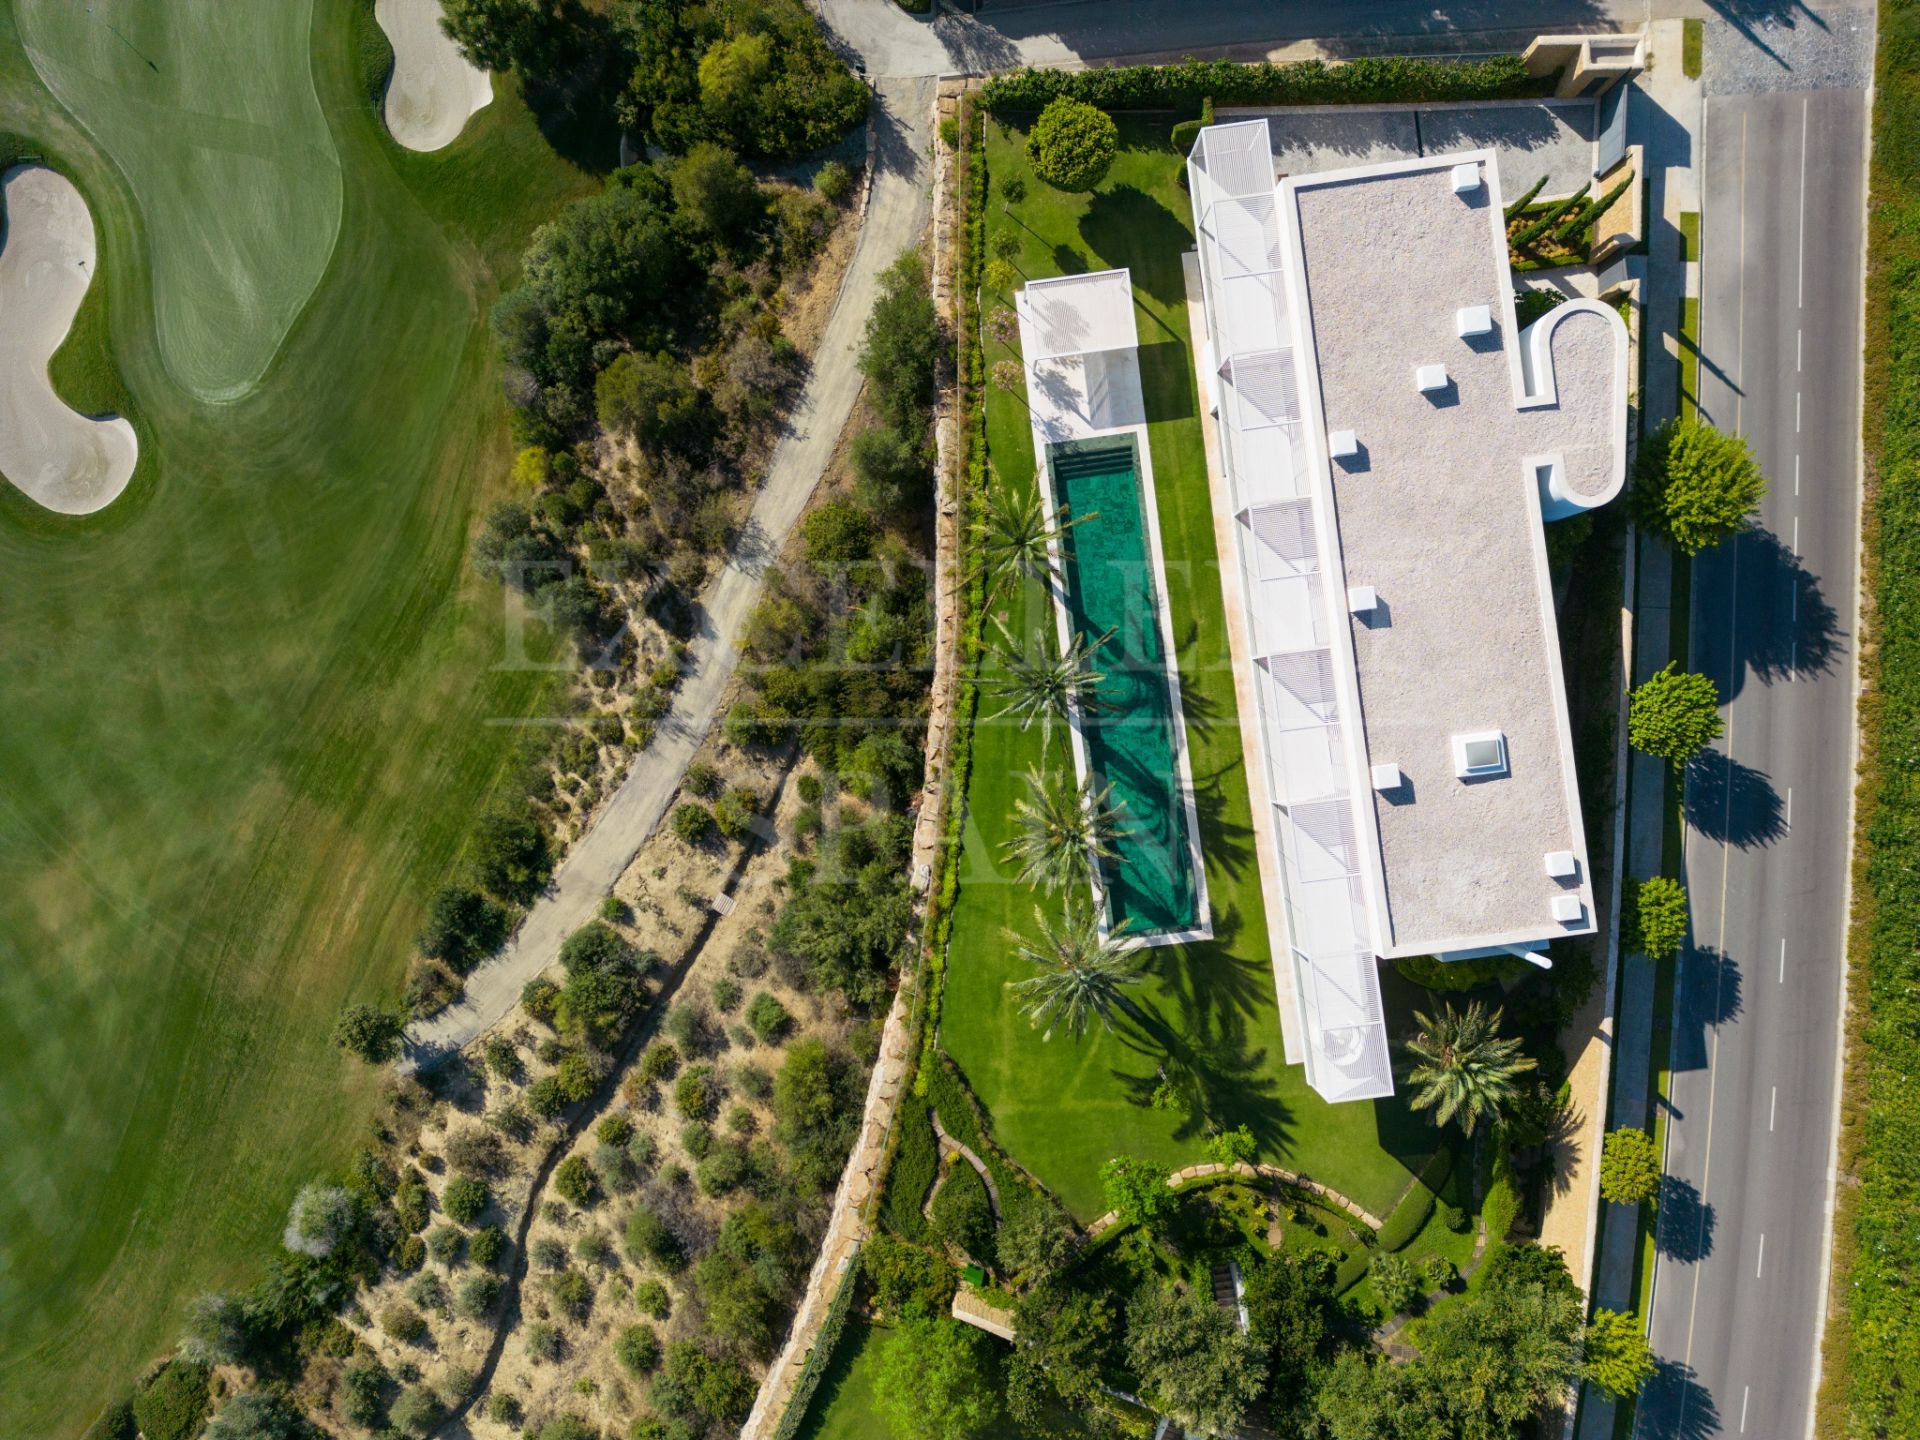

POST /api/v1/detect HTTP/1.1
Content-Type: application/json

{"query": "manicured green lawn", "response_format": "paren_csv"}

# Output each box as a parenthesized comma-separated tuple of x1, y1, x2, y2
(0, 4, 597, 1433)
(940, 115, 1443, 1222)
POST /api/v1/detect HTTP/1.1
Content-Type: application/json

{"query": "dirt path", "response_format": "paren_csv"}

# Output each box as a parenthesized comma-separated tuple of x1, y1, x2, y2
(402, 74, 935, 1069)
(0, 164, 137, 513)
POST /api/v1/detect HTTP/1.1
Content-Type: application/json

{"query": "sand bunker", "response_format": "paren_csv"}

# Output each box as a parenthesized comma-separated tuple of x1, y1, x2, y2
(377, 0, 493, 152)
(0, 166, 138, 515)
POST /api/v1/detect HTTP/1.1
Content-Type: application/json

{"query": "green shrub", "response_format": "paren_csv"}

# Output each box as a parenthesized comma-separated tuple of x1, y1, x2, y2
(676, 1064, 719, 1119)
(389, 1388, 441, 1437)
(745, 991, 792, 1043)
(1370, 1252, 1421, 1315)
(711, 977, 743, 1013)
(408, 1272, 448, 1312)
(626, 1206, 686, 1271)
(617, 1322, 664, 1377)
(526, 1323, 564, 1363)
(132, 1362, 211, 1440)
(382, 1303, 428, 1344)
(598, 1113, 635, 1147)
(457, 1272, 504, 1318)
(638, 1042, 680, 1088)
(1025, 96, 1118, 190)
(931, 1163, 997, 1262)
(1627, 876, 1690, 960)
(714, 786, 757, 839)
(443, 1175, 489, 1225)
(1333, 1247, 1371, 1294)
(671, 802, 716, 845)
(815, 160, 854, 205)
(394, 1233, 427, 1271)
(548, 1268, 593, 1321)
(487, 1392, 522, 1426)
(685, 761, 721, 798)
(862, 1232, 957, 1318)
(576, 1230, 617, 1268)
(426, 1224, 465, 1264)
(1483, 1149, 1521, 1244)
(681, 1121, 714, 1159)
(554, 1155, 599, 1208)
(1631, 418, 1767, 555)
(1599, 1127, 1662, 1206)
(635, 1278, 673, 1319)
(1629, 662, 1724, 767)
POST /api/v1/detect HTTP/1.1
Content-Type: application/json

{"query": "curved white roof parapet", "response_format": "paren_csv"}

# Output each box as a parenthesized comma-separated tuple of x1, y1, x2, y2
(1518, 298, 1631, 517)
(0, 164, 139, 515)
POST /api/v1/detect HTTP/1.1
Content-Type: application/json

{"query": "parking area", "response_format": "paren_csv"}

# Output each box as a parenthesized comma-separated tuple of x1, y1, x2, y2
(1220, 98, 1601, 198)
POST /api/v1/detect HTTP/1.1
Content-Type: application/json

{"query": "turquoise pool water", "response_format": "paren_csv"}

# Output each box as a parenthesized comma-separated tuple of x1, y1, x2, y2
(1047, 439, 1203, 939)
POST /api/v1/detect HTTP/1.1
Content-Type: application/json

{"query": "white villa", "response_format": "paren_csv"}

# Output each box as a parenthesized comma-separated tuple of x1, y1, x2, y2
(1186, 120, 1630, 1103)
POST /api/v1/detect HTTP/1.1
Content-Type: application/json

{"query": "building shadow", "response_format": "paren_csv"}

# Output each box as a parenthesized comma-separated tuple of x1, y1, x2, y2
(1684, 753, 1787, 848)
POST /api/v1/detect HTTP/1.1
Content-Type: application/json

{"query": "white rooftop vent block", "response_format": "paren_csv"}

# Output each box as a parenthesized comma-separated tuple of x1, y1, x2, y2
(1347, 585, 1378, 616)
(1451, 162, 1482, 194)
(1452, 730, 1508, 779)
(1371, 763, 1403, 792)
(1416, 363, 1449, 393)
(1328, 428, 1359, 457)
(1544, 849, 1578, 879)
(1551, 895, 1586, 924)
(1456, 304, 1493, 338)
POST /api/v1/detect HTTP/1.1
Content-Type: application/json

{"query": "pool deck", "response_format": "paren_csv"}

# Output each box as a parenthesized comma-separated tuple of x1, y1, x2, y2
(1016, 273, 1211, 949)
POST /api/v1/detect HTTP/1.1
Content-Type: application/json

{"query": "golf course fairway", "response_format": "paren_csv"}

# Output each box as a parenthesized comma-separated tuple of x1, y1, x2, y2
(15, 0, 344, 402)
(0, 3, 597, 1433)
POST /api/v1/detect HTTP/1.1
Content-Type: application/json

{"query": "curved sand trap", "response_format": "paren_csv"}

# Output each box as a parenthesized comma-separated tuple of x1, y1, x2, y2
(377, 0, 493, 152)
(0, 166, 138, 515)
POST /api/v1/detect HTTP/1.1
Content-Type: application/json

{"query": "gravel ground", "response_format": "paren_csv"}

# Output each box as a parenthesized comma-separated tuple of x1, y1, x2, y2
(1704, 3, 1875, 96)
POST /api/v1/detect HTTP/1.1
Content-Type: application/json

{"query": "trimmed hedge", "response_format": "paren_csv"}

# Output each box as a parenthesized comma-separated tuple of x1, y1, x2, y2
(1377, 1147, 1455, 1252)
(1333, 1246, 1373, 1295)
(770, 1251, 863, 1440)
(981, 54, 1542, 114)
(1482, 1145, 1520, 1245)
(880, 1095, 939, 1242)
(1822, 3, 1920, 1434)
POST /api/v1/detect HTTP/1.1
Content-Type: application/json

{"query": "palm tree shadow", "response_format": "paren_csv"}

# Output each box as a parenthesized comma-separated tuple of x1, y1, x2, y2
(1108, 985, 1293, 1156)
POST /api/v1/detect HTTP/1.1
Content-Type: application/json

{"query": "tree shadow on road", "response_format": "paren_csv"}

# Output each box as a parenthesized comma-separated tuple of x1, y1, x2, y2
(1671, 944, 1744, 1074)
(1654, 1175, 1717, 1265)
(1684, 753, 1787, 848)
(1720, 525, 1847, 698)
(1637, 1356, 1725, 1440)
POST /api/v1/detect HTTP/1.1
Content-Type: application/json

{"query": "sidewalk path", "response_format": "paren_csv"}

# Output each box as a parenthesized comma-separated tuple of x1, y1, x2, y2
(402, 75, 935, 1067)
(1575, 20, 1700, 1439)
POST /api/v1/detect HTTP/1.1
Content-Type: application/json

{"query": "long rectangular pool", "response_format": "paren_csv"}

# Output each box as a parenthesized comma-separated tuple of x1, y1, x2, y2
(1046, 437, 1207, 942)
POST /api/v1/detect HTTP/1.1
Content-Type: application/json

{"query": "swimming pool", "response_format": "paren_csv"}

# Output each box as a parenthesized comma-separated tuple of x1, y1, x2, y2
(1046, 437, 1208, 942)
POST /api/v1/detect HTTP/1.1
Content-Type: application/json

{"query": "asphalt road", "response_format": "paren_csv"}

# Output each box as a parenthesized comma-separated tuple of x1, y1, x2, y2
(1641, 81, 1868, 1440)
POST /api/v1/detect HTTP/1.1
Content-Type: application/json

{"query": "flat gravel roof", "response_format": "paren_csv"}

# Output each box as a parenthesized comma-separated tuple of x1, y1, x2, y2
(1285, 155, 1614, 954)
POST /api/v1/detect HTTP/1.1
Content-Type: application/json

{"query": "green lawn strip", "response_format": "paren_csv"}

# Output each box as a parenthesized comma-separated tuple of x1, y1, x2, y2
(1682, 19, 1705, 81)
(1679, 296, 1701, 421)
(942, 114, 1438, 1224)
(1679, 210, 1700, 264)
(0, 4, 596, 1431)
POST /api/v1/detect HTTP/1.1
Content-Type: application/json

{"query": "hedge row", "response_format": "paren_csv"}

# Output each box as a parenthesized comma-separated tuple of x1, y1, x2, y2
(980, 54, 1543, 115)
(1822, 1, 1920, 1434)
(769, 1250, 863, 1440)
(879, 1094, 938, 1243)
(1377, 1146, 1456, 1252)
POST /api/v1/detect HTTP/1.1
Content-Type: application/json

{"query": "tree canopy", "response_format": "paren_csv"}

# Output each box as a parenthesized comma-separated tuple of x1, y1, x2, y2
(1124, 1282, 1266, 1437)
(872, 1314, 1001, 1440)
(1628, 661, 1724, 767)
(1632, 418, 1767, 554)
(1026, 95, 1120, 190)
(1599, 1127, 1662, 1207)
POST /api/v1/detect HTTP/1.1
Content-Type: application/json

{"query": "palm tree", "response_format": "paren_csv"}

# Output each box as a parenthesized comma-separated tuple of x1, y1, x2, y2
(1403, 1001, 1537, 1137)
(977, 485, 1094, 594)
(1005, 903, 1146, 1041)
(1002, 766, 1127, 893)
(984, 617, 1112, 742)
